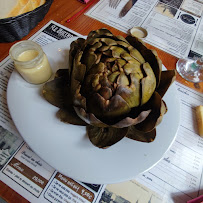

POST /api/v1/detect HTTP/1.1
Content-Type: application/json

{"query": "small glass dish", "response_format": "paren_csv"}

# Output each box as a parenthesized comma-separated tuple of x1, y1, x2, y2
(9, 40, 52, 84)
(130, 27, 148, 39)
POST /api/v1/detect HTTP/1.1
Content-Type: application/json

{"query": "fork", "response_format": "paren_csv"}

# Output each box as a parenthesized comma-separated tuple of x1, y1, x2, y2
(109, 0, 121, 9)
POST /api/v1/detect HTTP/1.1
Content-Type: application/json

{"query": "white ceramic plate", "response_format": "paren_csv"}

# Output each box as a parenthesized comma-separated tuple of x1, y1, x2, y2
(7, 38, 180, 184)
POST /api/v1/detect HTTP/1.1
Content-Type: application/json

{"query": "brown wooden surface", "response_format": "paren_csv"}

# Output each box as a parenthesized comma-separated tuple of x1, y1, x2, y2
(0, 0, 202, 202)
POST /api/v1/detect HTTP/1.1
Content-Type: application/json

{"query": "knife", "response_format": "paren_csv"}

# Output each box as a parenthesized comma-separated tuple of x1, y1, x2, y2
(119, 0, 138, 17)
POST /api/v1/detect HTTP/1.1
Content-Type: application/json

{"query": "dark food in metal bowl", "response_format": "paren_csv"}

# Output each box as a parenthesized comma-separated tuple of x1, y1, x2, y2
(42, 28, 176, 148)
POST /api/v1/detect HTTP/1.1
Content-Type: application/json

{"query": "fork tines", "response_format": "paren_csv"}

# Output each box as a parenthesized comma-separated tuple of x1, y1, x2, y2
(109, 0, 121, 9)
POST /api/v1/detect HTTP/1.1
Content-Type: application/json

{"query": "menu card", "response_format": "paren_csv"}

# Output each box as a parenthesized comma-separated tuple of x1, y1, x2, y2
(0, 21, 202, 203)
(86, 0, 203, 59)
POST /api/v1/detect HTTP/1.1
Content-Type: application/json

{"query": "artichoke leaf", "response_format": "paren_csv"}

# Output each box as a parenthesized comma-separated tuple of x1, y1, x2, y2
(99, 87, 112, 100)
(126, 35, 162, 87)
(121, 52, 134, 61)
(87, 125, 128, 148)
(116, 41, 130, 48)
(126, 126, 156, 142)
(42, 75, 69, 108)
(116, 86, 139, 108)
(89, 42, 103, 51)
(117, 72, 129, 86)
(128, 46, 145, 64)
(143, 51, 162, 87)
(88, 62, 105, 75)
(99, 45, 110, 52)
(112, 109, 151, 128)
(103, 50, 112, 56)
(156, 70, 176, 98)
(54, 69, 69, 79)
(74, 64, 86, 83)
(87, 93, 131, 119)
(105, 94, 131, 118)
(57, 108, 87, 126)
(81, 49, 97, 71)
(69, 38, 85, 76)
(87, 38, 101, 46)
(74, 107, 109, 127)
(91, 74, 100, 88)
(101, 38, 117, 46)
(116, 73, 141, 108)
(112, 64, 119, 72)
(116, 35, 129, 43)
(110, 46, 126, 58)
(72, 79, 86, 110)
(135, 92, 164, 132)
(71, 51, 86, 83)
(88, 28, 113, 39)
(70, 38, 85, 53)
(125, 35, 146, 53)
(156, 100, 167, 126)
(123, 62, 141, 75)
(141, 62, 156, 105)
(108, 71, 120, 83)
(95, 53, 102, 64)
(117, 58, 126, 68)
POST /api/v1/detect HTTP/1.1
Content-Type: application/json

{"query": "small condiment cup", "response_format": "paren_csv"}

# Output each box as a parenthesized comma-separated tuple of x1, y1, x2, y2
(9, 40, 52, 84)
(130, 27, 148, 39)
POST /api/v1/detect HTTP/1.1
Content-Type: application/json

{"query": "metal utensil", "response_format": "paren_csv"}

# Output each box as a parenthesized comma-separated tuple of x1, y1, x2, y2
(119, 0, 138, 17)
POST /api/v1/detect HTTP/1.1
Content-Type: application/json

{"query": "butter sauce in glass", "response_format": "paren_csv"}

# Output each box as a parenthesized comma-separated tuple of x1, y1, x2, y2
(9, 40, 52, 84)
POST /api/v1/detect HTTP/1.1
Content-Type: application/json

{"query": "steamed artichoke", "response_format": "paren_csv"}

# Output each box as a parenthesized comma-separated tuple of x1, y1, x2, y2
(42, 28, 176, 148)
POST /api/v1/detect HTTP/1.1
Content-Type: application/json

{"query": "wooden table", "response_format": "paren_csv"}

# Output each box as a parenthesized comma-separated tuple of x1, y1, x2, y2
(0, 0, 202, 202)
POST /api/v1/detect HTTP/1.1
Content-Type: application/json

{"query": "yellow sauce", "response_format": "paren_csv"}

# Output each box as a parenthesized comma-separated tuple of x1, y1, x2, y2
(130, 27, 148, 39)
(17, 50, 39, 61)
(15, 49, 52, 84)
(131, 29, 146, 38)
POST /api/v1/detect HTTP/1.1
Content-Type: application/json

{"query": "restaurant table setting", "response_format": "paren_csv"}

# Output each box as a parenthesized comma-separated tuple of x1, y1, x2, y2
(0, 0, 203, 203)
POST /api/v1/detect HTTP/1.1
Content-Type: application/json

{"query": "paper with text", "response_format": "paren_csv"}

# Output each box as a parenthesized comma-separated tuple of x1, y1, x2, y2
(86, 0, 203, 59)
(0, 20, 202, 203)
